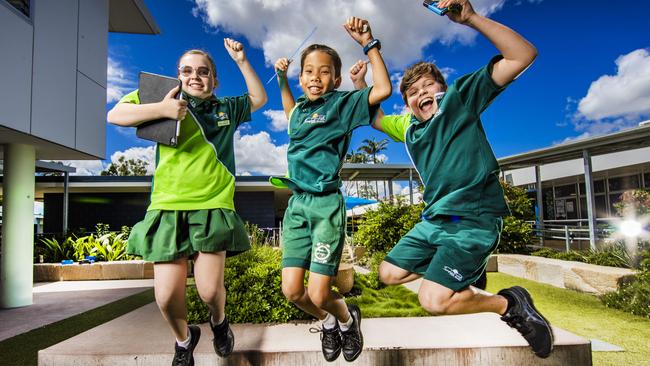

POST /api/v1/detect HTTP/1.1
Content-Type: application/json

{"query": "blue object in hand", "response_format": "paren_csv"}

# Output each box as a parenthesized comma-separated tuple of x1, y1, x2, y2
(423, 0, 461, 16)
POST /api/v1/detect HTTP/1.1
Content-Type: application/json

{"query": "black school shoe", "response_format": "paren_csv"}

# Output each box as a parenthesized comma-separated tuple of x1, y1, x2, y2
(341, 304, 364, 362)
(498, 286, 554, 358)
(172, 324, 201, 366)
(210, 316, 235, 357)
(310, 322, 343, 362)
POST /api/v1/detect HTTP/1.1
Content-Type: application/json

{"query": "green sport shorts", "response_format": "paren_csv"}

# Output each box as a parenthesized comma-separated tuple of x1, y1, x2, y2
(127, 208, 250, 263)
(281, 191, 346, 276)
(384, 215, 503, 291)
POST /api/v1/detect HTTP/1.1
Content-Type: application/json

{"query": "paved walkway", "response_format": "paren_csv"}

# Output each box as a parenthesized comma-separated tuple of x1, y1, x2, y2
(0, 279, 153, 341)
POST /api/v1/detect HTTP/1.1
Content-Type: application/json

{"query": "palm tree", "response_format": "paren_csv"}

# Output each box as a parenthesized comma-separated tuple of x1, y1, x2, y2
(358, 138, 389, 164)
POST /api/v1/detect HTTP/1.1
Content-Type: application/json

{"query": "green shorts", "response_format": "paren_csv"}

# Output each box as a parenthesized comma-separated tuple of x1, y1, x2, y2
(127, 208, 251, 263)
(384, 215, 502, 291)
(281, 191, 346, 276)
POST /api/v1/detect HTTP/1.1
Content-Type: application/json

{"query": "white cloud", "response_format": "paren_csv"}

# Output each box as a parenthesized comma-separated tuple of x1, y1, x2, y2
(107, 58, 135, 103)
(577, 49, 650, 121)
(234, 131, 288, 175)
(392, 103, 410, 115)
(263, 109, 289, 131)
(109, 146, 156, 175)
(192, 0, 505, 89)
(59, 160, 106, 176)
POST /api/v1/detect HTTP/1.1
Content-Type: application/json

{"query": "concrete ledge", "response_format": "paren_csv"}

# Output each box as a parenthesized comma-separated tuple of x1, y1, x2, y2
(39, 302, 591, 366)
(34, 261, 153, 282)
(497, 254, 636, 295)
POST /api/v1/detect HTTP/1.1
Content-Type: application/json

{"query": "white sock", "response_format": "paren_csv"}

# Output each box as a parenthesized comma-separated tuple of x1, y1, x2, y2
(339, 313, 353, 332)
(176, 328, 192, 349)
(322, 312, 337, 329)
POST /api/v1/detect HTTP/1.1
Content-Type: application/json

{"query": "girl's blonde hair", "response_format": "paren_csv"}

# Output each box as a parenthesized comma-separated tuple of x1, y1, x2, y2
(177, 49, 218, 88)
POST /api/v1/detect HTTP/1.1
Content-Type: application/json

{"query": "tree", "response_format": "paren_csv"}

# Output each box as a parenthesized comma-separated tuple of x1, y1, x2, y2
(358, 138, 389, 164)
(100, 156, 148, 176)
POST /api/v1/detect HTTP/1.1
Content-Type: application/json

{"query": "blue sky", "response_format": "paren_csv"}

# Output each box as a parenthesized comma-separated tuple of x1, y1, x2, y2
(79, 0, 649, 176)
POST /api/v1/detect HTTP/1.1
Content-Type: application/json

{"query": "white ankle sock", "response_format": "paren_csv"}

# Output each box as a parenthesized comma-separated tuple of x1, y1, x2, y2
(176, 328, 192, 349)
(339, 313, 353, 332)
(322, 313, 337, 329)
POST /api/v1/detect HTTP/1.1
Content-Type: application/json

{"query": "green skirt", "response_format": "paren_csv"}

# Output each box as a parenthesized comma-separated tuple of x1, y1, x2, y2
(127, 208, 251, 262)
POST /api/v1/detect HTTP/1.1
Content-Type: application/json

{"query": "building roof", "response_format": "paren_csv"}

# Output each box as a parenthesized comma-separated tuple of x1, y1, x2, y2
(339, 163, 418, 181)
(109, 0, 160, 35)
(498, 124, 650, 170)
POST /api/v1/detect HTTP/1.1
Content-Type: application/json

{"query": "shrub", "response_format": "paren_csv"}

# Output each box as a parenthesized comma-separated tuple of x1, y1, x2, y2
(602, 265, 650, 318)
(186, 245, 310, 324)
(498, 181, 535, 253)
(353, 199, 424, 255)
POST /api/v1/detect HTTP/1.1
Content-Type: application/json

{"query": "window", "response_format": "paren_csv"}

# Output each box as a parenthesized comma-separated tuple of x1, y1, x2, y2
(644, 173, 650, 188)
(5, 0, 30, 17)
(579, 180, 605, 194)
(554, 183, 576, 198)
(608, 175, 640, 192)
(580, 196, 609, 218)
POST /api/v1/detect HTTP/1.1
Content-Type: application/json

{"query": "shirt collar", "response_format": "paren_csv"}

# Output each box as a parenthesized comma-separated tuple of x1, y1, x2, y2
(183, 93, 218, 110)
(296, 90, 336, 107)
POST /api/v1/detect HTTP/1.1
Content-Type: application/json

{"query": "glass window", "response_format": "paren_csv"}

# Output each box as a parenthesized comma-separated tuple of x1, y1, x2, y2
(554, 183, 576, 198)
(644, 173, 650, 188)
(5, 0, 30, 17)
(596, 195, 608, 218)
(579, 180, 605, 195)
(608, 175, 640, 192)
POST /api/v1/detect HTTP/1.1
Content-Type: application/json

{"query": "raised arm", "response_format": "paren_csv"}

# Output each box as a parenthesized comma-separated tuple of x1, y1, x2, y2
(343, 17, 392, 106)
(224, 38, 268, 113)
(274, 58, 296, 119)
(439, 0, 538, 86)
(107, 86, 187, 127)
(349, 60, 386, 132)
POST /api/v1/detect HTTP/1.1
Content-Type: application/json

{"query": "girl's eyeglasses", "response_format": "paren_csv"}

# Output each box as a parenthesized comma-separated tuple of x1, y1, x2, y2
(178, 65, 211, 78)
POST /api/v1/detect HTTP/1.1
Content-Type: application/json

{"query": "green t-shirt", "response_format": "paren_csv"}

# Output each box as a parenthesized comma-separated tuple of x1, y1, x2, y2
(381, 56, 510, 218)
(119, 90, 251, 211)
(271, 88, 378, 194)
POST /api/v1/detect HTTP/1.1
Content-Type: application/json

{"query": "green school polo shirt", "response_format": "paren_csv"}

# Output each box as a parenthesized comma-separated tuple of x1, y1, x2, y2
(381, 57, 510, 219)
(118, 90, 251, 211)
(270, 87, 378, 194)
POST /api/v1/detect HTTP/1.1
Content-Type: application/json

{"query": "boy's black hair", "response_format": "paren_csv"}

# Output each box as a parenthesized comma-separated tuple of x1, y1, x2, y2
(300, 44, 342, 79)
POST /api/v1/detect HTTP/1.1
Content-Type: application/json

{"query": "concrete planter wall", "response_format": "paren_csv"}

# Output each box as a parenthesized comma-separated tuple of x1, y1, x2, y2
(496, 254, 636, 295)
(34, 261, 154, 282)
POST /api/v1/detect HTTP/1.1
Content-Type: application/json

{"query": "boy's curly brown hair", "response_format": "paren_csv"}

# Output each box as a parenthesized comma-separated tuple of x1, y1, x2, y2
(400, 62, 447, 104)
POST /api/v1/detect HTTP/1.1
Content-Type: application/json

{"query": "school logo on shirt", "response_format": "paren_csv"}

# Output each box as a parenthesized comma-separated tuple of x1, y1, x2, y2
(217, 112, 230, 127)
(313, 242, 332, 263)
(443, 266, 463, 281)
(304, 113, 326, 125)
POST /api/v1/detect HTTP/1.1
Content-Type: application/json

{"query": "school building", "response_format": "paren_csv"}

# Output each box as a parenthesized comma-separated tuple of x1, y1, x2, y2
(0, 0, 159, 308)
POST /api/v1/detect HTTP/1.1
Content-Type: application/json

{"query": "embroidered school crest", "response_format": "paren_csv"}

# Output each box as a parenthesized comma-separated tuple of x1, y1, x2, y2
(217, 112, 230, 127)
(304, 113, 326, 125)
(443, 266, 463, 281)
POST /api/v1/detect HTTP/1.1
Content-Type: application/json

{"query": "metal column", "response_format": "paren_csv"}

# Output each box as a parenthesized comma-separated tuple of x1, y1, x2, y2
(535, 165, 545, 246)
(582, 150, 598, 250)
(63, 171, 69, 233)
(408, 169, 414, 204)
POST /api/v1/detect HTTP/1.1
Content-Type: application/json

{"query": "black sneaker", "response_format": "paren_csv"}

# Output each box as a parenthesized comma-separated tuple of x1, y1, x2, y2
(172, 324, 201, 366)
(498, 286, 554, 358)
(210, 316, 234, 357)
(310, 323, 342, 362)
(341, 304, 363, 362)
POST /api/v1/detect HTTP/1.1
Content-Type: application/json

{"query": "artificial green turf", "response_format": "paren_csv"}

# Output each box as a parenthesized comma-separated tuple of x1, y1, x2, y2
(0, 288, 155, 366)
(486, 273, 650, 366)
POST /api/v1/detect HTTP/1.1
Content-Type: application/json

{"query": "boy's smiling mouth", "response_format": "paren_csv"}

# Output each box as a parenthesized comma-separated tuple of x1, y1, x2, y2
(418, 97, 434, 113)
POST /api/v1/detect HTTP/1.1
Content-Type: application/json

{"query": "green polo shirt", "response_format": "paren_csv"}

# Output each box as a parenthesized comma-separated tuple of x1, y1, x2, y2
(119, 90, 251, 211)
(381, 57, 510, 219)
(271, 87, 378, 194)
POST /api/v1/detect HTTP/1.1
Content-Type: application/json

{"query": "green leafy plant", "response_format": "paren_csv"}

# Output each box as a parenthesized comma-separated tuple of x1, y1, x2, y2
(186, 245, 309, 324)
(498, 181, 535, 253)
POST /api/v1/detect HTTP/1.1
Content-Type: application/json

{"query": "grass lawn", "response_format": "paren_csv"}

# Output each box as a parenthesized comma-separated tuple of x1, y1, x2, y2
(486, 273, 650, 366)
(0, 289, 155, 366)
(346, 273, 429, 318)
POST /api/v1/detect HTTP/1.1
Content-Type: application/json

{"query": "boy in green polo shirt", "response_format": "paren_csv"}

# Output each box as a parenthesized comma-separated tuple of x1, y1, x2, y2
(107, 39, 267, 365)
(350, 0, 553, 359)
(270, 16, 391, 362)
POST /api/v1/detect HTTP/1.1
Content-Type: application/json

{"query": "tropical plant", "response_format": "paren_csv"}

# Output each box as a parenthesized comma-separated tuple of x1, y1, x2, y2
(100, 156, 148, 176)
(358, 138, 389, 164)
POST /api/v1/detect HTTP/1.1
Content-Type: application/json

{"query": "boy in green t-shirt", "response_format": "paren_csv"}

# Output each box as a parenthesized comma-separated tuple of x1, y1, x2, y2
(270, 16, 391, 362)
(350, 0, 553, 359)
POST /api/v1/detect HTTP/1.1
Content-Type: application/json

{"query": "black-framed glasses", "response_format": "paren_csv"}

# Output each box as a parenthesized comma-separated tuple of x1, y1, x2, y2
(178, 65, 211, 78)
